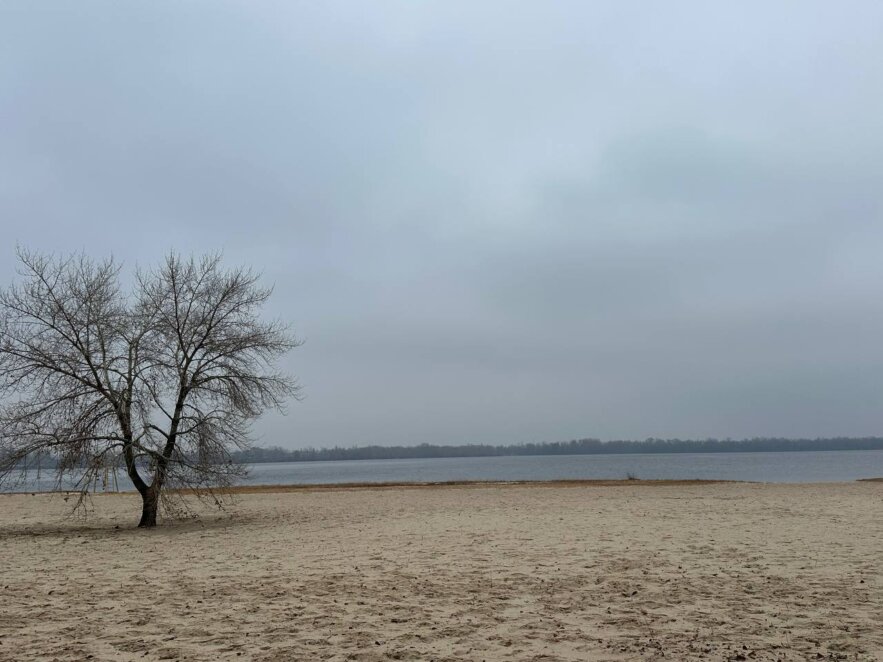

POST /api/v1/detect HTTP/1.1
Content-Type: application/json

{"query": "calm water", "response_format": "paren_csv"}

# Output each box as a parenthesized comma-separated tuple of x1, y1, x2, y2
(5, 450, 883, 493)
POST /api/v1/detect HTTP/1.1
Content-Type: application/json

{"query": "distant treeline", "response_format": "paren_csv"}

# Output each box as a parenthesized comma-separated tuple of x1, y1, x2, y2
(233, 437, 883, 464)
(12, 437, 883, 470)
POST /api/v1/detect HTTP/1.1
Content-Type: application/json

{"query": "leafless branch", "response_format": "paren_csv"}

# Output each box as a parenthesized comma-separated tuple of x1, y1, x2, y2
(0, 250, 300, 527)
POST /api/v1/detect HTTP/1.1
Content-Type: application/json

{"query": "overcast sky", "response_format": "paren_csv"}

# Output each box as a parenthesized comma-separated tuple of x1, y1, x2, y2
(2, 2, 883, 447)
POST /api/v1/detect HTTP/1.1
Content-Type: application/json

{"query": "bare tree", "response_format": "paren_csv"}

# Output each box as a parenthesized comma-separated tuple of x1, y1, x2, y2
(0, 249, 300, 527)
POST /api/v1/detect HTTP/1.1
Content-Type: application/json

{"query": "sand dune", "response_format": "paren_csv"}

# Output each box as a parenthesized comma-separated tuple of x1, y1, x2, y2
(1, 481, 881, 661)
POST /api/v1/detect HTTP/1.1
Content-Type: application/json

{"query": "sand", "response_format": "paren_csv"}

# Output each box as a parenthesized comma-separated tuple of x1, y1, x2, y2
(1, 481, 881, 661)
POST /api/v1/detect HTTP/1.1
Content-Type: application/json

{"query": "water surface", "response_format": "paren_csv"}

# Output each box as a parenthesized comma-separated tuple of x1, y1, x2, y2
(5, 450, 883, 493)
(241, 450, 883, 486)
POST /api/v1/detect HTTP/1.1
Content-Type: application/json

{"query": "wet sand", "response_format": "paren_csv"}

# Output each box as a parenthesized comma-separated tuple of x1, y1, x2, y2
(1, 481, 881, 661)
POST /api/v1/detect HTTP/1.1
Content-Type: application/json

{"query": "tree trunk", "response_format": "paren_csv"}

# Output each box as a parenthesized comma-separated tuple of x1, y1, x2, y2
(138, 486, 159, 528)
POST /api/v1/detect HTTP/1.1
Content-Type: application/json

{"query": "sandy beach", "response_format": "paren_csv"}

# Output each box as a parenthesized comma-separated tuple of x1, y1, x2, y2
(1, 481, 881, 661)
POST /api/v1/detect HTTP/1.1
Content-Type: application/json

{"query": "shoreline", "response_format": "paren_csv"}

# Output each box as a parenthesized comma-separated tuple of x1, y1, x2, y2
(6, 475, 883, 497)
(1, 478, 758, 497)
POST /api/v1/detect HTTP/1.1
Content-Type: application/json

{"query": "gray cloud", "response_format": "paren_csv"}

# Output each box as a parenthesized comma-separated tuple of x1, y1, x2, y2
(2, 1, 883, 446)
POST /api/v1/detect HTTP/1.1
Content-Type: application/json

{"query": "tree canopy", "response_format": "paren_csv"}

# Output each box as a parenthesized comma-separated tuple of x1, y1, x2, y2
(0, 250, 299, 526)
